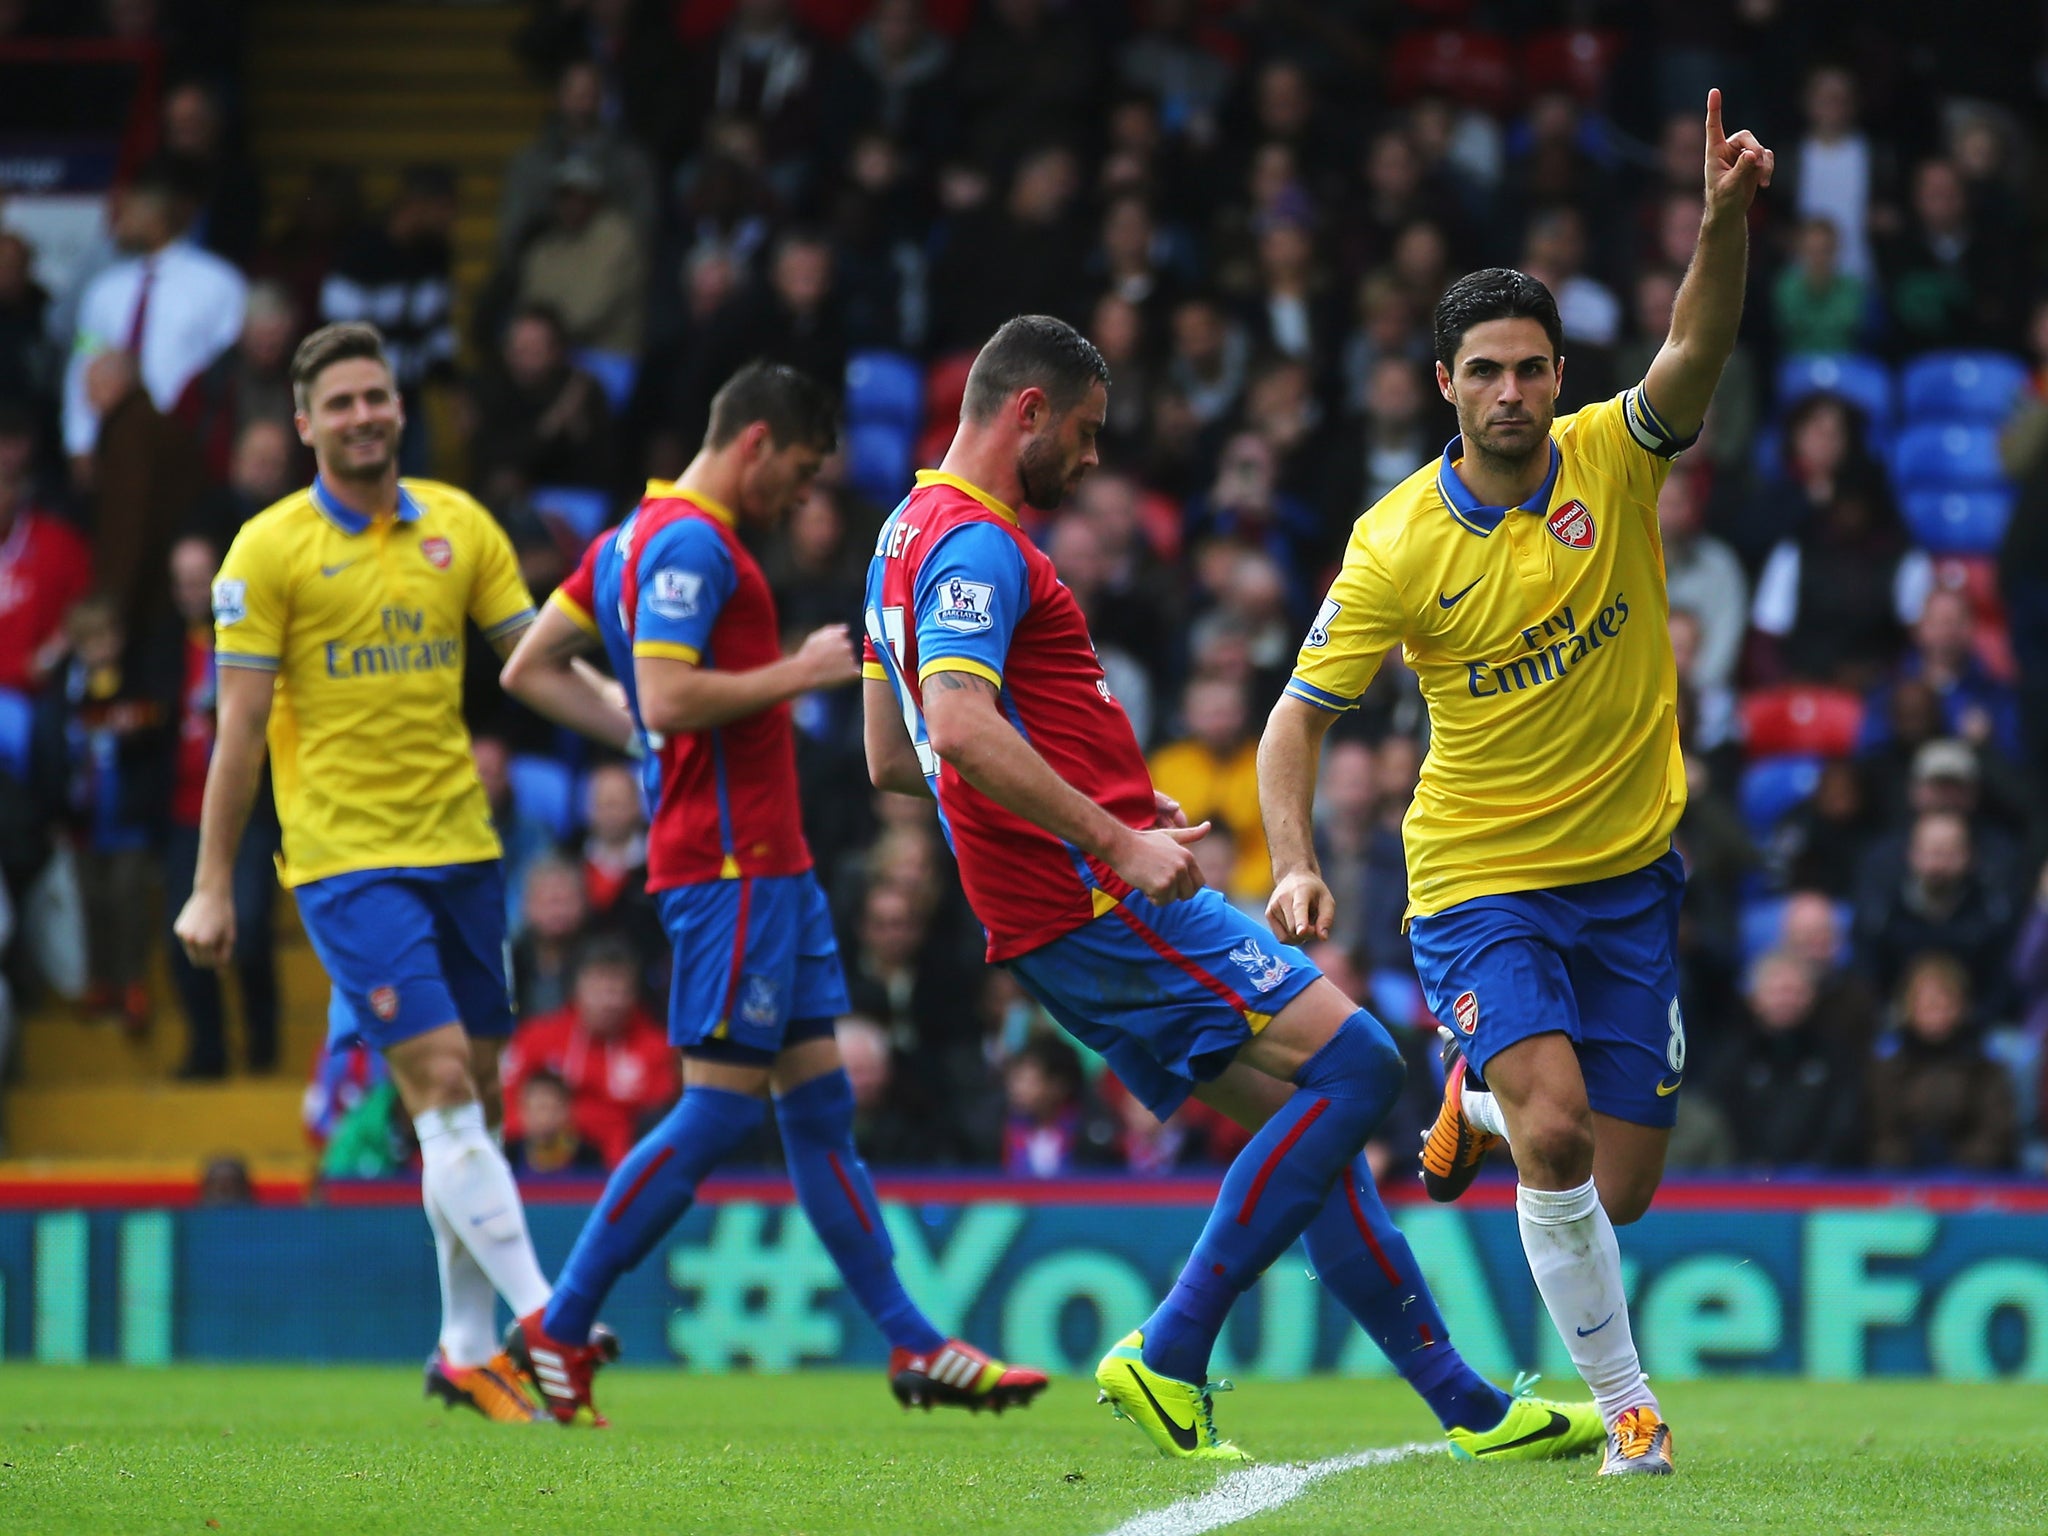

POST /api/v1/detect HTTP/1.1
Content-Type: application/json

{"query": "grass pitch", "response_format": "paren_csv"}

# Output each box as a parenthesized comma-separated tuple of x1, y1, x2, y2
(1, 1367, 2040, 1536)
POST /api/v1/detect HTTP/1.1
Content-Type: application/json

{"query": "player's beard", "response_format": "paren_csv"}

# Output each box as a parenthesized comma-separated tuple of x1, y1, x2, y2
(326, 424, 399, 483)
(1463, 411, 1550, 474)
(1016, 434, 1074, 510)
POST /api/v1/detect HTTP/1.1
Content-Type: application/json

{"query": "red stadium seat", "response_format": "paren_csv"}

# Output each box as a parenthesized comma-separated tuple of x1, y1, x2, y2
(1388, 29, 1515, 111)
(924, 350, 976, 425)
(1522, 29, 1621, 101)
(1740, 686, 1865, 758)
(1929, 555, 2004, 627)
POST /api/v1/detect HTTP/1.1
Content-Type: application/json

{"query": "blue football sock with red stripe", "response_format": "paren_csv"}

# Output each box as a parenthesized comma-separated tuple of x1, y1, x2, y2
(543, 1086, 764, 1344)
(1140, 1011, 1403, 1385)
(776, 1067, 946, 1354)
(1304, 1156, 1511, 1432)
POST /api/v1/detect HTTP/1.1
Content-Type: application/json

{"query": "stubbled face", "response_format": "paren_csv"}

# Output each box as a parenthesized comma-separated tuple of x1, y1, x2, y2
(1436, 317, 1560, 467)
(739, 437, 825, 522)
(1017, 381, 1107, 511)
(298, 357, 402, 482)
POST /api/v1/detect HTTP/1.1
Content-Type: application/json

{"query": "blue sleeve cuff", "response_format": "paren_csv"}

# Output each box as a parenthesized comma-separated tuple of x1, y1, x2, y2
(1285, 678, 1358, 713)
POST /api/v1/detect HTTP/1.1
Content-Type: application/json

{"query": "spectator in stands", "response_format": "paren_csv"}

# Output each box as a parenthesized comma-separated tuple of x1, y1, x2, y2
(2013, 859, 2048, 1084)
(1184, 435, 1317, 615)
(838, 1012, 932, 1167)
(1780, 888, 1883, 1051)
(1658, 462, 1746, 692)
(952, 0, 1099, 168)
(255, 162, 365, 332)
(1046, 512, 1153, 745)
(690, 0, 823, 202)
(1519, 205, 1619, 401)
(501, 936, 676, 1168)
(683, 229, 846, 444)
(826, 0, 955, 172)
(511, 851, 589, 1018)
(1117, 0, 1230, 145)
(1858, 737, 2027, 907)
(162, 533, 278, 1079)
(1002, 1032, 1117, 1177)
(1784, 65, 1879, 282)
(1242, 214, 1334, 380)
(174, 280, 301, 484)
(37, 594, 169, 1034)
(1147, 676, 1263, 902)
(472, 735, 557, 930)
(1854, 807, 2018, 1012)
(929, 145, 1086, 352)
(320, 161, 458, 406)
(1867, 952, 2016, 1170)
(1669, 607, 1737, 762)
(160, 79, 264, 269)
(1339, 272, 1429, 417)
(0, 231, 53, 409)
(505, 1067, 608, 1176)
(189, 419, 295, 552)
(1616, 262, 1756, 475)
(1163, 293, 1248, 431)
(1305, 738, 1375, 956)
(84, 350, 206, 637)
(498, 58, 658, 261)
(517, 156, 647, 358)
(1750, 467, 1921, 690)
(469, 305, 617, 508)
(1069, 470, 1177, 688)
(1768, 759, 1877, 901)
(63, 160, 247, 470)
(828, 132, 931, 354)
(845, 878, 968, 1057)
(1861, 587, 2023, 766)
(579, 762, 648, 919)
(1333, 353, 1433, 517)
(0, 464, 90, 693)
(762, 481, 867, 644)
(1090, 192, 1181, 339)
(1882, 157, 2022, 357)
(1709, 951, 1865, 1168)
(1773, 216, 1870, 358)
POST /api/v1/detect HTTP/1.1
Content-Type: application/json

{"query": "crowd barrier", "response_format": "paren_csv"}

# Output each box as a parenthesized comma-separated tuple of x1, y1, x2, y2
(2, 1177, 2043, 1378)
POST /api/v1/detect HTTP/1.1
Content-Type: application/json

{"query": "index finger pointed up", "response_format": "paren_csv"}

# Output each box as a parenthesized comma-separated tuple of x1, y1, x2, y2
(1706, 87, 1725, 148)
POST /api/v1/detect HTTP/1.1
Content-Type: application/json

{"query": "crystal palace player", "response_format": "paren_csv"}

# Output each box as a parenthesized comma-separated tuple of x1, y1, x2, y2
(1259, 93, 1775, 1477)
(498, 362, 1044, 1424)
(863, 316, 1600, 1463)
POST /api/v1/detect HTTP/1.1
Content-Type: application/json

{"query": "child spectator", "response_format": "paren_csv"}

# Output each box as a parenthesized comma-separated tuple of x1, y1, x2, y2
(505, 1068, 609, 1176)
(1002, 1034, 1118, 1177)
(1773, 216, 1869, 357)
(579, 761, 648, 917)
(1867, 953, 2017, 1170)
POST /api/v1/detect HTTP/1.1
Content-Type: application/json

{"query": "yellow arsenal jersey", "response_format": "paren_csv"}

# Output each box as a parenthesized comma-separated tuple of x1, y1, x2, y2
(1288, 387, 1693, 917)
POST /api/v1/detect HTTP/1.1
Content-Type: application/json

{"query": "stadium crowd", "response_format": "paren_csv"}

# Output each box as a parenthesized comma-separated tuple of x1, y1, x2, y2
(0, 0, 2044, 1180)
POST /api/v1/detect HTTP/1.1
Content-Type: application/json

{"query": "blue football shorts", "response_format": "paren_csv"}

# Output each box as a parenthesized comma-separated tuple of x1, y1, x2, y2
(658, 871, 849, 1062)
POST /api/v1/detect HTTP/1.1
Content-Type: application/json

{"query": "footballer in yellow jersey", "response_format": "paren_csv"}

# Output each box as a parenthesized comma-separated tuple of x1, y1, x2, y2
(1258, 91, 1775, 1476)
(174, 323, 631, 1421)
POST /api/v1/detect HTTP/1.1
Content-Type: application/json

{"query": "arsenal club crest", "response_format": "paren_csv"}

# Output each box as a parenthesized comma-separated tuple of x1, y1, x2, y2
(421, 536, 452, 569)
(1453, 990, 1480, 1035)
(1545, 500, 1595, 550)
(369, 986, 399, 1021)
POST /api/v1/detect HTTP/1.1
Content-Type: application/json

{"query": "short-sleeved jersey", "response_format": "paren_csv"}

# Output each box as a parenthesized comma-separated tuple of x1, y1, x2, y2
(863, 470, 1156, 961)
(551, 482, 809, 889)
(1287, 388, 1694, 918)
(212, 477, 535, 886)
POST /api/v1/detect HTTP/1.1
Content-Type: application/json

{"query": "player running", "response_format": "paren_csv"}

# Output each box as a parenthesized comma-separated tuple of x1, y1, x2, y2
(863, 315, 1600, 1464)
(174, 323, 628, 1423)
(1258, 92, 1774, 1477)
(498, 362, 1046, 1426)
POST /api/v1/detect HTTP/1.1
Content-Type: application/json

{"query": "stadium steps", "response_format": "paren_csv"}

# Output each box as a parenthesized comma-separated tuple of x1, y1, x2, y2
(3, 1082, 308, 1160)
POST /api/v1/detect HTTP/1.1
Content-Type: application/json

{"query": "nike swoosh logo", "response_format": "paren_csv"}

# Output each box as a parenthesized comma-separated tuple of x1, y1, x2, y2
(1473, 1409, 1570, 1455)
(1577, 1312, 1615, 1338)
(1656, 1077, 1683, 1096)
(1438, 577, 1483, 609)
(320, 562, 355, 577)
(1126, 1365, 1200, 1452)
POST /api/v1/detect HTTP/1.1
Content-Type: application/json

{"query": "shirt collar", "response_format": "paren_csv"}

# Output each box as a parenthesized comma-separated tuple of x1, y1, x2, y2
(1435, 435, 1560, 536)
(311, 475, 423, 535)
(914, 468, 1017, 524)
(643, 480, 735, 527)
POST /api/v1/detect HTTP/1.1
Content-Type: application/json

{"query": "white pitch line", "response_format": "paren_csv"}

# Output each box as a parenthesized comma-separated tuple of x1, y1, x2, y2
(1098, 1442, 1445, 1536)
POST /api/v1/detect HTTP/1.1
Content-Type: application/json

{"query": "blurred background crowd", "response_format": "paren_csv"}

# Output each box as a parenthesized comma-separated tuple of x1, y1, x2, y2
(0, 0, 2045, 1185)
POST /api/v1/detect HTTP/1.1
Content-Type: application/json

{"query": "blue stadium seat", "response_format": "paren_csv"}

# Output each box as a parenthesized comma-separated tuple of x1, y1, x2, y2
(0, 687, 30, 779)
(1901, 487, 2014, 555)
(1776, 353, 1892, 427)
(1739, 897, 1789, 966)
(1891, 423, 2003, 490)
(845, 420, 915, 504)
(507, 754, 577, 841)
(530, 485, 612, 544)
(1738, 754, 1822, 839)
(845, 351, 923, 429)
(571, 348, 639, 413)
(1899, 351, 2028, 424)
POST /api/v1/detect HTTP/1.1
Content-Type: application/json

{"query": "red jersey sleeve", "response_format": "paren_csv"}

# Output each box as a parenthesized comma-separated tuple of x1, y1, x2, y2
(548, 534, 606, 636)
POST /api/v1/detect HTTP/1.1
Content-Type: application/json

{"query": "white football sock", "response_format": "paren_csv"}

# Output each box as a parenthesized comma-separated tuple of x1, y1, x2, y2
(424, 1183, 501, 1368)
(1461, 1080, 1510, 1140)
(1516, 1179, 1657, 1426)
(415, 1103, 551, 1318)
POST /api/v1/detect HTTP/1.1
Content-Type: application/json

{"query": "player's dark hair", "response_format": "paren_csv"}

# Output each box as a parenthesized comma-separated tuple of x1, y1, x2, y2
(705, 359, 838, 454)
(290, 321, 393, 411)
(961, 315, 1111, 424)
(1431, 268, 1565, 371)
(575, 934, 641, 980)
(523, 1066, 571, 1097)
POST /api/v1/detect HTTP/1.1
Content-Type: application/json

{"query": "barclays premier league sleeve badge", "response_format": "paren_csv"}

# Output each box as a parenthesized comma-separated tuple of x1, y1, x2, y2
(212, 578, 248, 626)
(648, 567, 704, 620)
(934, 578, 995, 633)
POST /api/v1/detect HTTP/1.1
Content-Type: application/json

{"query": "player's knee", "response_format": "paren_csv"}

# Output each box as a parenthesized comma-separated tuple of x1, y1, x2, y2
(1296, 1010, 1406, 1128)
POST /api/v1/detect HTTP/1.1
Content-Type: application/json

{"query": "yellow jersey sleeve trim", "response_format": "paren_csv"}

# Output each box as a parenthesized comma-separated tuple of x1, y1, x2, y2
(547, 589, 600, 636)
(861, 660, 889, 681)
(215, 651, 280, 672)
(633, 640, 701, 664)
(916, 656, 1003, 689)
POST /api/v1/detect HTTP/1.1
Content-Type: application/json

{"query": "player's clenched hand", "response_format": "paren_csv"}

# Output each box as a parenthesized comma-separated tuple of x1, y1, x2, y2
(791, 624, 861, 691)
(1703, 87, 1772, 213)
(1266, 870, 1335, 944)
(1110, 822, 1209, 905)
(174, 888, 237, 970)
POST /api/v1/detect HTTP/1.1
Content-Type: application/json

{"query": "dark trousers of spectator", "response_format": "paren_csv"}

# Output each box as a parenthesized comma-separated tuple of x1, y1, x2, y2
(163, 820, 280, 1075)
(2006, 577, 2048, 826)
(79, 845, 156, 994)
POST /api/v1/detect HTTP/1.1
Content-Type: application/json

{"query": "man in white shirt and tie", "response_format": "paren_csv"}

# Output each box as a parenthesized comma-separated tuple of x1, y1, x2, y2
(62, 161, 247, 471)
